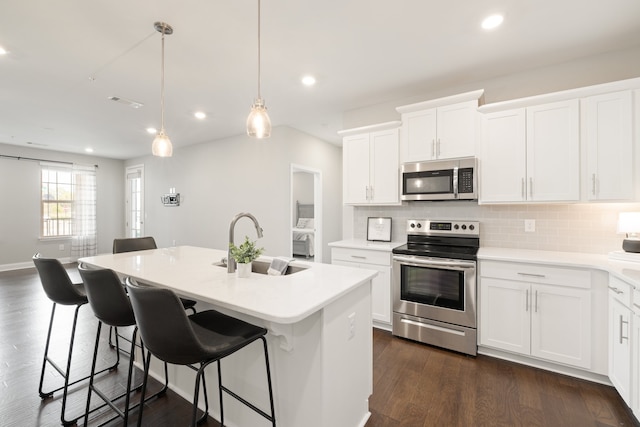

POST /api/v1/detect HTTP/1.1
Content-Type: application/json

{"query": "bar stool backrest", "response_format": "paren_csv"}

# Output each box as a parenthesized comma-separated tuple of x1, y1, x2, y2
(78, 266, 135, 327)
(126, 279, 207, 365)
(113, 237, 157, 254)
(32, 253, 86, 305)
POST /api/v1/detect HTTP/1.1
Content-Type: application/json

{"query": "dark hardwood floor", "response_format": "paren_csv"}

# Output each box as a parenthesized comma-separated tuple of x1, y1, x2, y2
(0, 265, 637, 426)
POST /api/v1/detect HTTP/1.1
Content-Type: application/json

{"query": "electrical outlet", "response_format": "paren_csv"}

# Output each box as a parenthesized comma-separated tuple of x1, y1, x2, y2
(58, 244, 65, 251)
(348, 313, 356, 340)
(524, 219, 536, 233)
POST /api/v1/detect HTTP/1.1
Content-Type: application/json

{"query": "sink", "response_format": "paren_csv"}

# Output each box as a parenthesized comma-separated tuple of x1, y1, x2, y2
(213, 259, 308, 276)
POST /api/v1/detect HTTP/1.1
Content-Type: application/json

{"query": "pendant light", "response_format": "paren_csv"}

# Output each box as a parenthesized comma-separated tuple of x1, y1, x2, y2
(246, 0, 271, 139)
(152, 22, 173, 157)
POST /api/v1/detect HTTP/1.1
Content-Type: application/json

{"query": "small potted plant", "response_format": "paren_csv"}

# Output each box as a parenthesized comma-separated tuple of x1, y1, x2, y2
(229, 236, 264, 278)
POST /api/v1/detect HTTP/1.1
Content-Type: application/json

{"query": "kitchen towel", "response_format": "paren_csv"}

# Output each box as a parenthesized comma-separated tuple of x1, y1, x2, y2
(268, 257, 294, 276)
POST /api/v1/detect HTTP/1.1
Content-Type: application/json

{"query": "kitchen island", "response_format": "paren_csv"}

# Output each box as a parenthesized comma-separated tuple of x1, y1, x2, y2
(79, 246, 377, 427)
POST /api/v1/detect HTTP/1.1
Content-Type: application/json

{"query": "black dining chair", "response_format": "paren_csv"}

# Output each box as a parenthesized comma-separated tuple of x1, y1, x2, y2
(125, 277, 276, 427)
(32, 254, 118, 426)
(78, 265, 169, 426)
(112, 236, 197, 314)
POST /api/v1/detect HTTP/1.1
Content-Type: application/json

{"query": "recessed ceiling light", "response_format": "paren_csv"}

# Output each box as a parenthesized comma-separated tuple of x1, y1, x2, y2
(146, 127, 157, 134)
(85, 147, 94, 153)
(302, 75, 316, 86)
(0, 46, 7, 55)
(194, 111, 206, 119)
(482, 14, 504, 30)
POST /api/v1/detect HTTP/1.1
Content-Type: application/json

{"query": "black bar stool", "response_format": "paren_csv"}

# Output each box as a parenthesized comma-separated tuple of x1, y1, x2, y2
(126, 277, 276, 427)
(78, 265, 169, 426)
(32, 254, 118, 426)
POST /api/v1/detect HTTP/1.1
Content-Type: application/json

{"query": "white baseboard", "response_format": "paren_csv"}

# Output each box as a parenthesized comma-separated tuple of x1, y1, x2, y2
(0, 257, 74, 272)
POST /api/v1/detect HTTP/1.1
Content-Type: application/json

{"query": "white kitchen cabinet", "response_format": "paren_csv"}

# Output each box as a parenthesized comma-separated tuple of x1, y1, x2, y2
(340, 123, 400, 205)
(331, 246, 392, 329)
(479, 261, 592, 370)
(583, 90, 634, 201)
(609, 276, 633, 406)
(396, 90, 483, 163)
(479, 99, 579, 203)
(632, 288, 640, 417)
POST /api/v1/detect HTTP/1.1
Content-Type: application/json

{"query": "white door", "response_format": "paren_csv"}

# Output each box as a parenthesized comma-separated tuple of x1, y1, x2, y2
(401, 108, 437, 162)
(610, 297, 632, 405)
(526, 100, 580, 202)
(369, 128, 399, 204)
(343, 134, 370, 204)
(479, 109, 526, 202)
(530, 284, 591, 369)
(437, 101, 477, 159)
(125, 165, 144, 238)
(584, 91, 633, 201)
(479, 278, 531, 355)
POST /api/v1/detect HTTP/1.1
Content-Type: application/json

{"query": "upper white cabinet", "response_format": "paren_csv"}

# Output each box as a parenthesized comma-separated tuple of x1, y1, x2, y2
(396, 90, 484, 163)
(480, 100, 580, 203)
(340, 122, 401, 205)
(583, 90, 634, 201)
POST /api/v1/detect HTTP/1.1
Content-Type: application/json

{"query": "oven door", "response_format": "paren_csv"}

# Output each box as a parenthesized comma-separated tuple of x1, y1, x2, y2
(392, 255, 476, 328)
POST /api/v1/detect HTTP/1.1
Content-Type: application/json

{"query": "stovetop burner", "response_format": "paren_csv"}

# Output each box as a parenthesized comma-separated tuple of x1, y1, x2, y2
(392, 219, 480, 261)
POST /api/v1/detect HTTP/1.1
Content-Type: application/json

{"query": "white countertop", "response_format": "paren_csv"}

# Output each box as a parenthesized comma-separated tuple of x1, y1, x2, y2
(79, 246, 378, 325)
(479, 247, 640, 289)
(328, 239, 404, 252)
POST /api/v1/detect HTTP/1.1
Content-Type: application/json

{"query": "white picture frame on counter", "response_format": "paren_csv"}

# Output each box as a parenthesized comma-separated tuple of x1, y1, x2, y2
(367, 217, 392, 242)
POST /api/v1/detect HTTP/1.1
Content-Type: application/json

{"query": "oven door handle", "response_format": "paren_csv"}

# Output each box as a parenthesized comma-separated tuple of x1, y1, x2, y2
(393, 255, 476, 270)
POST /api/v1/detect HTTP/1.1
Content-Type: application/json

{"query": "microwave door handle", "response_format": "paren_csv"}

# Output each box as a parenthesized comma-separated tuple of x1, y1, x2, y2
(453, 166, 459, 198)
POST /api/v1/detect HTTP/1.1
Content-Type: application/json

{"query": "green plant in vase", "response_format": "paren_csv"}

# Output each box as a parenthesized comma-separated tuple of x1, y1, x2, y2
(229, 236, 264, 264)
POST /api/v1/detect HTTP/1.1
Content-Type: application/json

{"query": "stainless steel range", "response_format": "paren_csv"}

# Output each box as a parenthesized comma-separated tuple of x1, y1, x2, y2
(392, 219, 480, 356)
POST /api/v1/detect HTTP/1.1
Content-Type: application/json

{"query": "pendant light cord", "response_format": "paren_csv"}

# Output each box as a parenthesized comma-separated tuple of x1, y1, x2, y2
(257, 0, 261, 99)
(160, 29, 166, 131)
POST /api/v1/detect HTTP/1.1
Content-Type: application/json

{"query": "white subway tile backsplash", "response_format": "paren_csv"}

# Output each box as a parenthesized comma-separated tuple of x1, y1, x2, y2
(353, 202, 640, 254)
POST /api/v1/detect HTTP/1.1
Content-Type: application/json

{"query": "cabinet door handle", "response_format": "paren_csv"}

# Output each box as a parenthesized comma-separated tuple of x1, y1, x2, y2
(535, 290, 538, 313)
(517, 272, 546, 278)
(432, 140, 436, 159)
(608, 286, 624, 295)
(365, 186, 370, 201)
(525, 289, 529, 312)
(437, 138, 441, 158)
(529, 177, 533, 199)
(620, 315, 629, 344)
(350, 255, 367, 260)
(591, 173, 596, 196)
(521, 178, 525, 200)
(370, 186, 374, 201)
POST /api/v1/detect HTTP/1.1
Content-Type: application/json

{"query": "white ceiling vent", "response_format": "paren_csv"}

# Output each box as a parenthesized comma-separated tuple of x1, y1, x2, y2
(108, 96, 144, 109)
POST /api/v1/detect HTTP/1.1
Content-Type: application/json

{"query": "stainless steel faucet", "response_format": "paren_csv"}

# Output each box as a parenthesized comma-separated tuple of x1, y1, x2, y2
(227, 212, 264, 273)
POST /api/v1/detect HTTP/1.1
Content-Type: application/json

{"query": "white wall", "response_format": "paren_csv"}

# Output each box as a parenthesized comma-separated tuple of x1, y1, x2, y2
(125, 126, 342, 262)
(0, 143, 124, 268)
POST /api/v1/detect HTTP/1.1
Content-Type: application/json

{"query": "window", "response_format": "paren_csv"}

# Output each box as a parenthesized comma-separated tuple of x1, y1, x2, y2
(41, 167, 73, 237)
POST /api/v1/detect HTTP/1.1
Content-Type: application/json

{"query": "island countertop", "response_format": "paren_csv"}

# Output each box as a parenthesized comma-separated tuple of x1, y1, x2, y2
(79, 245, 378, 324)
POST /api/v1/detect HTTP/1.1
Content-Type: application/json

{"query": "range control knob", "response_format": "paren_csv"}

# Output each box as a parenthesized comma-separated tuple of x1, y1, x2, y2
(410, 223, 415, 228)
(469, 224, 475, 231)
(461, 224, 467, 230)
(416, 223, 422, 228)
(453, 224, 459, 230)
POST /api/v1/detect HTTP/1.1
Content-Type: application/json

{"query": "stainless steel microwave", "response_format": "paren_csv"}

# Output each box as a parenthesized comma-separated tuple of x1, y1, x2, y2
(401, 157, 477, 201)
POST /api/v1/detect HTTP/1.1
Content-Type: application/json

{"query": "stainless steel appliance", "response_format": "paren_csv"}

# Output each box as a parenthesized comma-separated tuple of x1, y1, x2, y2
(392, 219, 479, 355)
(401, 157, 477, 201)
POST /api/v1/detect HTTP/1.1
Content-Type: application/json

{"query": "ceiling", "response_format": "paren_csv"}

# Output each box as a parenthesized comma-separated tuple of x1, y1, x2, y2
(1, 0, 639, 160)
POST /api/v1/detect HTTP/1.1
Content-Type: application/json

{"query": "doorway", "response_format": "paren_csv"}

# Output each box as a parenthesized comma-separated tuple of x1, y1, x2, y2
(290, 164, 322, 263)
(125, 164, 144, 238)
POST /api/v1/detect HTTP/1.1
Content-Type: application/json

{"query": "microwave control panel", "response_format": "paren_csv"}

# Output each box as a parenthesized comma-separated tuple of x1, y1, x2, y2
(458, 168, 474, 194)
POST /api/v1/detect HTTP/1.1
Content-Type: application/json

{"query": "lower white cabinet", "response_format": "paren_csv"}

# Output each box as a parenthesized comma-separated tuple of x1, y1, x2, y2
(331, 246, 392, 328)
(609, 276, 633, 406)
(632, 288, 640, 417)
(479, 261, 592, 370)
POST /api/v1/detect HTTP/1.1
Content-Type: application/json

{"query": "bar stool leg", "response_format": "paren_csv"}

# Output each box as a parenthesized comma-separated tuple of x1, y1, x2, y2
(38, 302, 57, 399)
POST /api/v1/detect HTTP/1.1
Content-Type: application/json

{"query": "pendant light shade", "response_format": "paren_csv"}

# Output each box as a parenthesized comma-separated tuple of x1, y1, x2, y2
(153, 21, 173, 157)
(247, 0, 271, 139)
